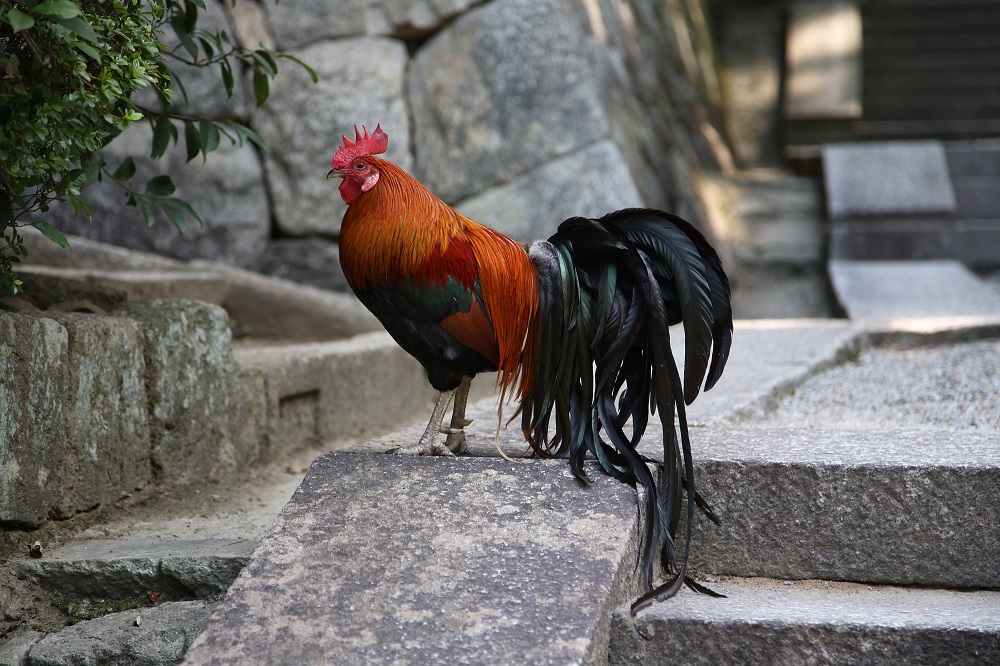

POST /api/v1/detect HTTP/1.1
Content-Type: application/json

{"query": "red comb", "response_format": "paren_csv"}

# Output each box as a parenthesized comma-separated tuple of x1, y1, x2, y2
(331, 124, 388, 169)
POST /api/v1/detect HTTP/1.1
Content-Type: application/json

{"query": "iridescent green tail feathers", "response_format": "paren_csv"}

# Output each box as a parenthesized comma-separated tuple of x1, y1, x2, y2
(519, 208, 733, 612)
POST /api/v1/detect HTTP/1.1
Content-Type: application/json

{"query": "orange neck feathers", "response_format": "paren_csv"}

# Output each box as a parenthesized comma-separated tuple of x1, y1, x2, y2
(339, 157, 540, 400)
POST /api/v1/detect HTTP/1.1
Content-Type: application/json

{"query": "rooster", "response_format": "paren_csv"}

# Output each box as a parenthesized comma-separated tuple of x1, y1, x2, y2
(328, 125, 732, 612)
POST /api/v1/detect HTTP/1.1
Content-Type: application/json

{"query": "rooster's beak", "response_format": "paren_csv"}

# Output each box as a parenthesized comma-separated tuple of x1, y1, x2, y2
(327, 168, 344, 180)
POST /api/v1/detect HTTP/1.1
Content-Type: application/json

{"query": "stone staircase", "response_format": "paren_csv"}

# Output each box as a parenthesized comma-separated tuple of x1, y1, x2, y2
(176, 274, 1000, 664)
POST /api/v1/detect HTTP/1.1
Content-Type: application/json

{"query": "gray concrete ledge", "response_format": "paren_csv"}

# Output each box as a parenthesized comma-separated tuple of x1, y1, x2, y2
(184, 452, 641, 666)
(610, 578, 1000, 666)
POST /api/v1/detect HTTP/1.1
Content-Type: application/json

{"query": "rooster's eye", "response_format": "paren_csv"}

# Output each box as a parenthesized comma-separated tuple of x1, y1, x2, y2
(354, 162, 365, 171)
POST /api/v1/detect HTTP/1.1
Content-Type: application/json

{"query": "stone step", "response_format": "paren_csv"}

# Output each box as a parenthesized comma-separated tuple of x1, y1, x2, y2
(16, 539, 255, 600)
(666, 427, 1000, 589)
(232, 333, 436, 452)
(828, 260, 1000, 322)
(610, 578, 1000, 665)
(183, 452, 641, 665)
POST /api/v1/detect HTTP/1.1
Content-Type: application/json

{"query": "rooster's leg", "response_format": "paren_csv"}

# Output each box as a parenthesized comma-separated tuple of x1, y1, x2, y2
(442, 375, 473, 453)
(391, 388, 456, 456)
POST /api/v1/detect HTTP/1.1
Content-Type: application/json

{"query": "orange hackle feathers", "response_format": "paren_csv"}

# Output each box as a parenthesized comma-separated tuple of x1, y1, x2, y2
(338, 156, 538, 398)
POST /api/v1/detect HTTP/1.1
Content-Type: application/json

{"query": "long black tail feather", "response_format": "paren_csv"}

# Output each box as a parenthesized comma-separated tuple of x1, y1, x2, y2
(520, 208, 733, 612)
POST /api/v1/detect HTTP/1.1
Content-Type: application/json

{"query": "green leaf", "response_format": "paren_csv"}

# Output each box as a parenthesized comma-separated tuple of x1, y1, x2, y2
(160, 199, 188, 233)
(135, 196, 155, 227)
(112, 156, 136, 181)
(144, 175, 176, 197)
(150, 116, 177, 159)
(172, 22, 199, 59)
(220, 59, 234, 98)
(279, 54, 319, 84)
(32, 221, 71, 249)
(56, 16, 98, 43)
(7, 8, 35, 32)
(184, 120, 200, 161)
(165, 197, 202, 226)
(228, 121, 265, 150)
(250, 50, 278, 77)
(198, 119, 220, 155)
(252, 69, 269, 106)
(34, 0, 82, 20)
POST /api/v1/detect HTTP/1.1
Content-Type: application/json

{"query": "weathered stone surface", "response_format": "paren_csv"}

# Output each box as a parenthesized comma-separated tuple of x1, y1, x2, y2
(0, 314, 69, 529)
(27, 601, 213, 666)
(575, 0, 730, 222)
(254, 237, 351, 293)
(20, 229, 187, 272)
(408, 0, 608, 203)
(199, 261, 379, 340)
(0, 630, 41, 666)
(49, 121, 270, 270)
(264, 0, 481, 49)
(10, 271, 127, 313)
(18, 540, 254, 600)
(232, 332, 434, 455)
(640, 427, 1000, 588)
(609, 579, 1000, 666)
(52, 313, 151, 514)
(456, 140, 643, 242)
(823, 141, 957, 219)
(113, 300, 260, 484)
(829, 259, 1000, 321)
(253, 36, 411, 237)
(184, 452, 640, 665)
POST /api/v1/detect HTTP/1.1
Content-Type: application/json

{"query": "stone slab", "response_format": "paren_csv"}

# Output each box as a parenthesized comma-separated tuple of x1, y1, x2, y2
(184, 452, 640, 665)
(610, 578, 1000, 665)
(28, 600, 213, 666)
(823, 141, 957, 219)
(18, 539, 255, 600)
(829, 259, 1000, 321)
(233, 333, 436, 454)
(638, 426, 1000, 588)
(114, 299, 262, 485)
(0, 313, 69, 528)
(0, 630, 42, 666)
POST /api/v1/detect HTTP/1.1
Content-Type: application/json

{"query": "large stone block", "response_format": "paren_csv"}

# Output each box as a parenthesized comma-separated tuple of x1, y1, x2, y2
(53, 313, 152, 514)
(823, 141, 957, 219)
(252, 36, 411, 237)
(184, 452, 640, 665)
(0, 314, 69, 528)
(456, 140, 643, 242)
(114, 300, 260, 485)
(233, 332, 434, 457)
(264, 0, 481, 48)
(610, 579, 1000, 666)
(27, 601, 214, 666)
(658, 427, 1000, 589)
(47, 121, 270, 270)
(408, 0, 608, 203)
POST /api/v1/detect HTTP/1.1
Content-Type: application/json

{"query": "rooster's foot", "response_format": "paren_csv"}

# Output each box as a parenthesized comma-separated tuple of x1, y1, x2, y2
(441, 428, 468, 454)
(388, 440, 454, 456)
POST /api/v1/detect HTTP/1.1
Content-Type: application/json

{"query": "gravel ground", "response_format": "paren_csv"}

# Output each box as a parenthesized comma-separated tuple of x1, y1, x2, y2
(744, 339, 1000, 431)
